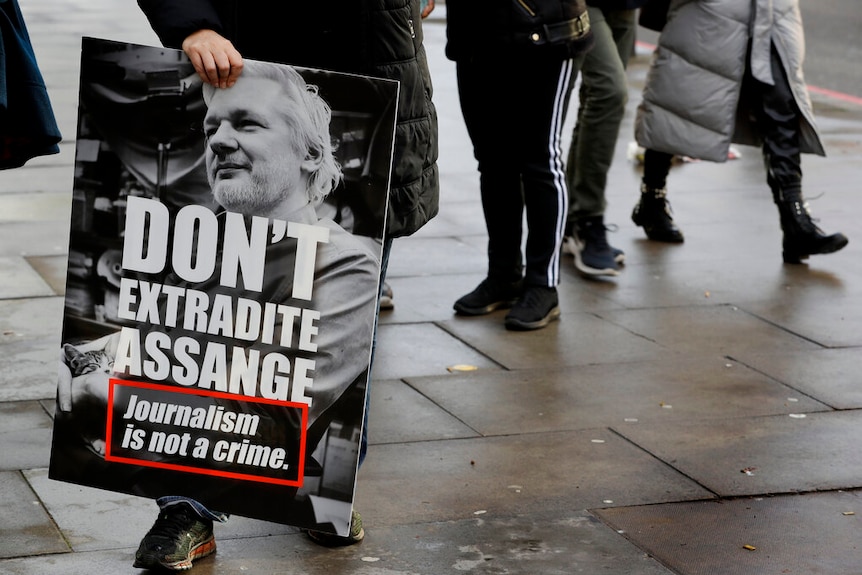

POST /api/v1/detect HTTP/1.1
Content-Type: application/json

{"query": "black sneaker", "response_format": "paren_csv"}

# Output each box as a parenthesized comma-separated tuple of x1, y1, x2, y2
(134, 502, 216, 571)
(454, 277, 523, 316)
(566, 216, 622, 277)
(631, 183, 684, 243)
(504, 285, 560, 331)
(305, 509, 365, 547)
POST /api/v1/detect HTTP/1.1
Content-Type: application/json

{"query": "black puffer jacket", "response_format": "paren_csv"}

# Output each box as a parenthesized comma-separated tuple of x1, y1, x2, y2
(446, 0, 594, 61)
(137, 0, 438, 238)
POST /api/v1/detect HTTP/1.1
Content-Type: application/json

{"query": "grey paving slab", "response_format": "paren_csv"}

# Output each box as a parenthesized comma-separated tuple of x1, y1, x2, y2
(0, 339, 62, 403)
(0, 258, 55, 299)
(578, 233, 848, 308)
(408, 199, 486, 238)
(0, 297, 63, 342)
(0, 471, 67, 559)
(354, 428, 713, 527)
(599, 305, 822, 357)
(405, 356, 829, 437)
(734, 348, 862, 409)
(25, 468, 294, 553)
(741, 293, 862, 348)
(0, 223, 70, 258)
(614, 410, 862, 497)
(376, 273, 485, 324)
(378, 271, 622, 325)
(371, 322, 500, 381)
(0, 298, 64, 402)
(0, 193, 72, 223)
(0, 402, 53, 472)
(572, 247, 776, 307)
(0, 509, 678, 575)
(0, 165, 74, 196)
(367, 379, 479, 445)
(386, 236, 488, 278)
(594, 491, 862, 575)
(25, 256, 67, 296)
(438, 310, 666, 371)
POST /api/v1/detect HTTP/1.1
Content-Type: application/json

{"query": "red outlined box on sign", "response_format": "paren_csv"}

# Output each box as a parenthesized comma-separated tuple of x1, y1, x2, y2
(104, 378, 308, 487)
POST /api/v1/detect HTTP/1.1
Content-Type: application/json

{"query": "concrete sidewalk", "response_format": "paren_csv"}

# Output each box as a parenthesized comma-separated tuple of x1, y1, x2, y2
(2, 2, 862, 574)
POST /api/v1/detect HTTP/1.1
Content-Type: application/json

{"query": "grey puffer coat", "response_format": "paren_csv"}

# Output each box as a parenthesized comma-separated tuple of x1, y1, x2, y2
(635, 0, 824, 163)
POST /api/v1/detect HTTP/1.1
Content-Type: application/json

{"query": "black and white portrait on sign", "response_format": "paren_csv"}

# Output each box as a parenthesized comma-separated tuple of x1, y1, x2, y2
(50, 37, 398, 534)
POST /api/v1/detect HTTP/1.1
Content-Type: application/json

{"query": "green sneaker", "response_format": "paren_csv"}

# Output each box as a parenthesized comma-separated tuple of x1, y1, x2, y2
(305, 509, 365, 547)
(133, 502, 216, 571)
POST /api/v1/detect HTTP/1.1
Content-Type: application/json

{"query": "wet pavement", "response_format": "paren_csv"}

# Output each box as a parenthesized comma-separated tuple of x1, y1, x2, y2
(2, 2, 862, 574)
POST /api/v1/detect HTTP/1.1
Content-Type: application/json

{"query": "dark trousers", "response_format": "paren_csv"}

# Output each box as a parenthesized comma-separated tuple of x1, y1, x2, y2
(456, 52, 579, 287)
(567, 7, 638, 223)
(644, 41, 803, 197)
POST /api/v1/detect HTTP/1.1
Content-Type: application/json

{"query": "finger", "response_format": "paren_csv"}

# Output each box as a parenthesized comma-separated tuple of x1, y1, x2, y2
(226, 51, 243, 87)
(211, 52, 234, 89)
(199, 53, 223, 87)
(225, 53, 244, 87)
(57, 363, 73, 412)
(188, 53, 214, 86)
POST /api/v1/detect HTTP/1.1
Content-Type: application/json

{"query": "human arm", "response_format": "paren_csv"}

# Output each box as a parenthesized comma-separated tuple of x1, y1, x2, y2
(137, 0, 243, 88)
(182, 29, 243, 89)
(421, 0, 435, 18)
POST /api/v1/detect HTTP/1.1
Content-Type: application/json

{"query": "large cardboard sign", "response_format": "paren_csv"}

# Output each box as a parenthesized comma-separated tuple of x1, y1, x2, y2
(49, 37, 397, 535)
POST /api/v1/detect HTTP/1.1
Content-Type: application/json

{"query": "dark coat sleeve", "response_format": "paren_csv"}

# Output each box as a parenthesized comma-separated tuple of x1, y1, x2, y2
(137, 0, 225, 49)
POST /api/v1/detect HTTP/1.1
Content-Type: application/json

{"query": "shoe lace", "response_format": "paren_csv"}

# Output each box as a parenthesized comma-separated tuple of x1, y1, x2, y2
(640, 183, 668, 198)
(147, 506, 198, 541)
(638, 184, 676, 218)
(517, 286, 554, 310)
(790, 200, 826, 234)
(581, 220, 617, 251)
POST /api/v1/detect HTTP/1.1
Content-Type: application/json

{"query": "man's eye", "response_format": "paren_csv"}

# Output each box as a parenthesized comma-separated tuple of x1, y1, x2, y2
(239, 119, 263, 130)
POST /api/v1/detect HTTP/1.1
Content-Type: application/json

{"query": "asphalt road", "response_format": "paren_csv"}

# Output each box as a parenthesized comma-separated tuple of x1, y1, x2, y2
(798, 0, 862, 99)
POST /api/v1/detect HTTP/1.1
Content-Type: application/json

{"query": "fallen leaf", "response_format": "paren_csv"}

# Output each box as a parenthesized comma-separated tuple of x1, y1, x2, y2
(447, 364, 478, 373)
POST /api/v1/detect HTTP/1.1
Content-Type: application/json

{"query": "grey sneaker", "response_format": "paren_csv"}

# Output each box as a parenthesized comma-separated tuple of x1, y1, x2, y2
(306, 509, 365, 547)
(134, 502, 216, 571)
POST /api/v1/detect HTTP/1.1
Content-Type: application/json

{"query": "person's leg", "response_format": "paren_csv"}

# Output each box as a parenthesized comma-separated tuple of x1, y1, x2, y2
(504, 54, 578, 330)
(632, 147, 684, 243)
(453, 57, 525, 315)
(753, 43, 847, 262)
(567, 7, 631, 222)
(564, 7, 635, 275)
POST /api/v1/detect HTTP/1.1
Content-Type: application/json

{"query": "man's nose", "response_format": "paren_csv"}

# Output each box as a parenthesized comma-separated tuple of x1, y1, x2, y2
(208, 123, 238, 153)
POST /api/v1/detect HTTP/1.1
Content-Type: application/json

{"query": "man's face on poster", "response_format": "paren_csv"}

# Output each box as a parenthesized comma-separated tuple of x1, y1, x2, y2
(203, 77, 309, 215)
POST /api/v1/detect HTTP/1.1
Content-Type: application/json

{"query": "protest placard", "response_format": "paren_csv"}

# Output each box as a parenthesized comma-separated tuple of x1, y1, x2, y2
(49, 37, 397, 534)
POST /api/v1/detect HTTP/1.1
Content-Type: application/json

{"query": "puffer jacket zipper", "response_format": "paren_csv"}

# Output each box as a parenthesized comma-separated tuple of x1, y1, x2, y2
(516, 0, 537, 17)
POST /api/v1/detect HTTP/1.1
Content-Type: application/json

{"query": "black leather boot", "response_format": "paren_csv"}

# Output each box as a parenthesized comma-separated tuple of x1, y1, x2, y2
(753, 43, 848, 263)
(774, 191, 848, 264)
(631, 183, 684, 243)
